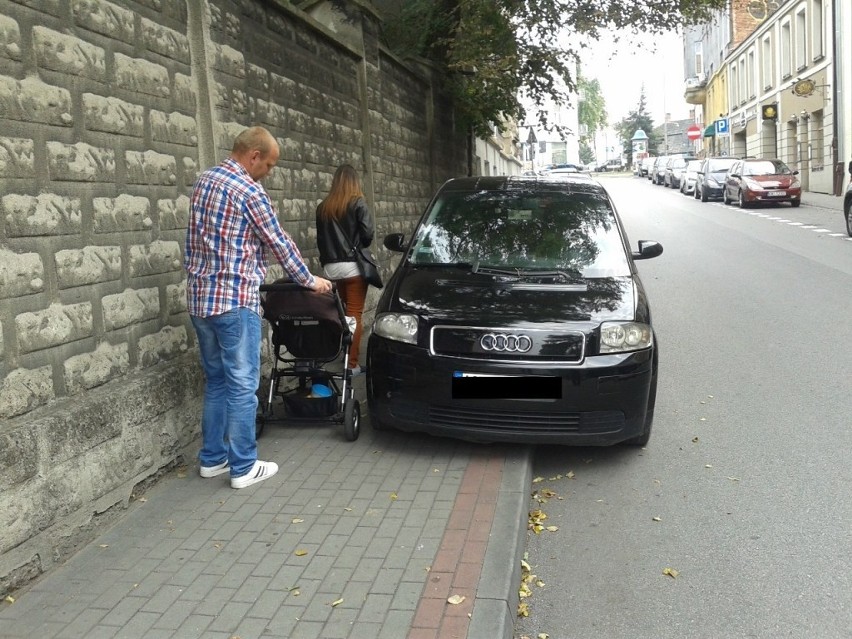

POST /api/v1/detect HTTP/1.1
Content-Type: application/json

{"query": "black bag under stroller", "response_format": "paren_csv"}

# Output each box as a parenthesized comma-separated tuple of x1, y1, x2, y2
(256, 279, 360, 441)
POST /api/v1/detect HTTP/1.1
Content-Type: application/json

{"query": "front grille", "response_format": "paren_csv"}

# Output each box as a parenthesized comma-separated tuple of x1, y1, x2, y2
(431, 325, 585, 363)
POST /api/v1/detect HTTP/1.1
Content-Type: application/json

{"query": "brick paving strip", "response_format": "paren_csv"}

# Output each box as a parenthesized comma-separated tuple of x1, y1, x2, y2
(409, 447, 531, 639)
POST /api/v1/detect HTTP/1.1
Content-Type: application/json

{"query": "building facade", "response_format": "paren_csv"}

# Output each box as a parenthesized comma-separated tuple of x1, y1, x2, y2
(684, 0, 848, 195)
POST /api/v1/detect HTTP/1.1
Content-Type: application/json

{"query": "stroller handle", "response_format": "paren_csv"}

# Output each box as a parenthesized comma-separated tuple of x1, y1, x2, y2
(260, 281, 337, 293)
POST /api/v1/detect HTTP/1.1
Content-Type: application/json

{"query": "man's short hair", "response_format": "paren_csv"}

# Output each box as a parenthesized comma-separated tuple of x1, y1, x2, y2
(232, 126, 273, 156)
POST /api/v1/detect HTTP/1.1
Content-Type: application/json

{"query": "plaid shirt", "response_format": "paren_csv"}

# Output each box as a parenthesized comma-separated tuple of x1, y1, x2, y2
(185, 158, 315, 317)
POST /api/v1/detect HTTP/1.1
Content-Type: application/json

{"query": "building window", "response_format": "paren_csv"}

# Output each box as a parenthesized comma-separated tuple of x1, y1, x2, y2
(762, 36, 773, 90)
(811, 0, 824, 60)
(795, 9, 807, 70)
(747, 50, 756, 99)
(811, 110, 824, 169)
(739, 57, 747, 104)
(730, 65, 739, 106)
(694, 42, 704, 76)
(781, 21, 792, 78)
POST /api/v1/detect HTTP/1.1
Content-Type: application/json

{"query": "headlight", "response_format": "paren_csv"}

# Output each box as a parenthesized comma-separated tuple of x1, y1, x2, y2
(600, 322, 652, 353)
(791, 179, 801, 189)
(374, 313, 418, 345)
(743, 178, 762, 190)
(706, 177, 720, 186)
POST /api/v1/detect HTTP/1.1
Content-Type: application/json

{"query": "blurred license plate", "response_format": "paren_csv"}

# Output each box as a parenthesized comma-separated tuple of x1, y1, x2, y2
(767, 190, 785, 197)
(452, 373, 561, 399)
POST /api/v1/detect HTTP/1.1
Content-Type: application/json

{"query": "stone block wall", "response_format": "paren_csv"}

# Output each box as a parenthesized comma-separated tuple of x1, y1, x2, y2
(0, 0, 466, 596)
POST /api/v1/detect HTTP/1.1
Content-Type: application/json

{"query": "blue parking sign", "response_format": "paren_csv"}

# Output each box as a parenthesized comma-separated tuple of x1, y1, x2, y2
(715, 118, 729, 135)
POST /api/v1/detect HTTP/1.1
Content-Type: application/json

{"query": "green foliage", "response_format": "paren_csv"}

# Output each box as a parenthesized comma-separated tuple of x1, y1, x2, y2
(578, 73, 607, 136)
(615, 89, 657, 166)
(378, 0, 726, 137)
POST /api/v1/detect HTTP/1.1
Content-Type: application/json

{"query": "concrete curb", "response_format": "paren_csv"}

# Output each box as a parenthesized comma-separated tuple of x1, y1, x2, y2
(468, 446, 533, 639)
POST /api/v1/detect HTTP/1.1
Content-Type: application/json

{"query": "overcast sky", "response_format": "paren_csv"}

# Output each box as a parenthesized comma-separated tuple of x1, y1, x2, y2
(581, 29, 693, 127)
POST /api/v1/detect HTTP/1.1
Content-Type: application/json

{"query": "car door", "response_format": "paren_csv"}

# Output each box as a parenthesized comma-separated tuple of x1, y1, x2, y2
(725, 161, 741, 200)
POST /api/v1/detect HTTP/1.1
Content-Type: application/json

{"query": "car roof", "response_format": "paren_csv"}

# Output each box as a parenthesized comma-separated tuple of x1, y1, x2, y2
(439, 175, 605, 196)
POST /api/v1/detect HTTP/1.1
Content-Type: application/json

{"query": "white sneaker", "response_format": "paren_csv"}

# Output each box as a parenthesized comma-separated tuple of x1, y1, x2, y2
(349, 365, 364, 377)
(199, 461, 229, 478)
(231, 460, 278, 489)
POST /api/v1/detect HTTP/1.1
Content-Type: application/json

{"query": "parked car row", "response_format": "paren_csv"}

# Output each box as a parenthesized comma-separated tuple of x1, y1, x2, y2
(645, 154, 803, 208)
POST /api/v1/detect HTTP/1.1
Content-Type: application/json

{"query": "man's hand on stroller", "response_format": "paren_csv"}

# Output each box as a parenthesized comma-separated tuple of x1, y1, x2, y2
(311, 276, 333, 294)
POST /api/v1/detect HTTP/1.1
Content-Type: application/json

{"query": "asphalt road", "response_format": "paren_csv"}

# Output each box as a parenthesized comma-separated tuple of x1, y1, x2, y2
(514, 176, 852, 639)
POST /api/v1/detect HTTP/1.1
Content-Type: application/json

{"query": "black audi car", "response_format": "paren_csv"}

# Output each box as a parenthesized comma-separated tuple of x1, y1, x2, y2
(366, 175, 662, 446)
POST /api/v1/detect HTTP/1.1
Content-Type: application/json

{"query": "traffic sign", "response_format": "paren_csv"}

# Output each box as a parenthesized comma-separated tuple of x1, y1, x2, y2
(686, 124, 702, 141)
(715, 118, 730, 135)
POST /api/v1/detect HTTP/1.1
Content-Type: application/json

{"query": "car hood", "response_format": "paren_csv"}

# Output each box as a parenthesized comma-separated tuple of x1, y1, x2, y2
(748, 175, 798, 187)
(386, 267, 639, 326)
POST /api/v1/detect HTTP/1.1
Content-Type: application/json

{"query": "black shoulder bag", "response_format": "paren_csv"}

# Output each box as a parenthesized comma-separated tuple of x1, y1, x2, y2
(331, 218, 383, 289)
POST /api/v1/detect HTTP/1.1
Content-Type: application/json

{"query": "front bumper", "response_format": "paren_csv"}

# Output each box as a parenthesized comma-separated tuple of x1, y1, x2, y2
(702, 183, 725, 199)
(744, 189, 801, 204)
(367, 336, 656, 445)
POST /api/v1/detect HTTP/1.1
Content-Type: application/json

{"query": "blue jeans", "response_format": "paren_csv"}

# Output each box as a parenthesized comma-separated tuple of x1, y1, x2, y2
(191, 308, 261, 478)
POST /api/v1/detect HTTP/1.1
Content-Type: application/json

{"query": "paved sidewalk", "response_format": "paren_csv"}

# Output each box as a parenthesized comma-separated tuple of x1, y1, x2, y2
(0, 380, 532, 639)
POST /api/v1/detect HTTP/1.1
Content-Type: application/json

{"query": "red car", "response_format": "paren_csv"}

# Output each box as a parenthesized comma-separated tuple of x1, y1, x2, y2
(722, 158, 801, 208)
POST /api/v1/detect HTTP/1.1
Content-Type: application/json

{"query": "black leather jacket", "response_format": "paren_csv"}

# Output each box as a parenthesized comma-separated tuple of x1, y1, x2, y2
(315, 197, 374, 266)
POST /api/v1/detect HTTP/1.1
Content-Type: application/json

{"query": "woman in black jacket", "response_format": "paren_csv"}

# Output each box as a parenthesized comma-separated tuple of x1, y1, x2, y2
(315, 164, 374, 375)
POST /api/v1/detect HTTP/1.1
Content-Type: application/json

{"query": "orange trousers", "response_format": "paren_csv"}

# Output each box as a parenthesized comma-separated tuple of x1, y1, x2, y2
(335, 276, 368, 368)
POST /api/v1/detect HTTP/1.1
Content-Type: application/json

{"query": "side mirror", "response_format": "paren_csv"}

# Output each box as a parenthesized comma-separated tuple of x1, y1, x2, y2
(383, 233, 406, 253)
(793, 170, 800, 175)
(633, 240, 663, 260)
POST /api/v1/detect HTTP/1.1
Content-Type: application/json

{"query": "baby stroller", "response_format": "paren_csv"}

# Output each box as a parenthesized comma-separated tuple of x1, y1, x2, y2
(256, 279, 360, 441)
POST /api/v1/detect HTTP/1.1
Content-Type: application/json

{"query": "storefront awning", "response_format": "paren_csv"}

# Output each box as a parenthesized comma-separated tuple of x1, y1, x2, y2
(703, 124, 716, 138)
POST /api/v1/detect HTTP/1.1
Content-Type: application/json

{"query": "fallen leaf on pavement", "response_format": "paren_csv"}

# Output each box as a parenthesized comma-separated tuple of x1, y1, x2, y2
(331, 598, 343, 607)
(390, 492, 398, 500)
(532, 476, 544, 483)
(545, 525, 558, 532)
(5, 595, 14, 603)
(517, 601, 530, 617)
(447, 594, 466, 605)
(292, 518, 304, 523)
(294, 549, 308, 556)
(652, 516, 662, 522)
(662, 567, 679, 578)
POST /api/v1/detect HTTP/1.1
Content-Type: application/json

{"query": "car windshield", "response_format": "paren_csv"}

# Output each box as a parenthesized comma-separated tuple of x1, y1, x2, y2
(686, 161, 702, 171)
(408, 188, 631, 277)
(708, 159, 738, 172)
(743, 160, 792, 176)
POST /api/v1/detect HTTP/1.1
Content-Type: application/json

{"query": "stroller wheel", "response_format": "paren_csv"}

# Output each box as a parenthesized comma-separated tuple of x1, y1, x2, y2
(343, 398, 360, 441)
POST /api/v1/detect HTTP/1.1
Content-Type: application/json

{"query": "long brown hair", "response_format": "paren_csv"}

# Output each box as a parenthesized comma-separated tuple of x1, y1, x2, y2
(318, 164, 363, 221)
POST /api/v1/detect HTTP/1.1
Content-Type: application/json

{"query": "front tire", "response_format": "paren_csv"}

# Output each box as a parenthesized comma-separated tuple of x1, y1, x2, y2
(701, 186, 709, 202)
(625, 369, 657, 447)
(738, 190, 748, 209)
(790, 200, 800, 208)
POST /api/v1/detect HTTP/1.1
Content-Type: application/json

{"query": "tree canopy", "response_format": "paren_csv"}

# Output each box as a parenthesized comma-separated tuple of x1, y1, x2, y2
(577, 71, 606, 164)
(375, 0, 725, 137)
(614, 88, 657, 166)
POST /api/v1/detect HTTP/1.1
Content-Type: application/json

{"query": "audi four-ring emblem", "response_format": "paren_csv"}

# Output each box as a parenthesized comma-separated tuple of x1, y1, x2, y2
(479, 332, 533, 353)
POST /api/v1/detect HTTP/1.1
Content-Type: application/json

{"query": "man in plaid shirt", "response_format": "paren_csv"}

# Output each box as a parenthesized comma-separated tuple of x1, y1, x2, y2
(186, 126, 332, 489)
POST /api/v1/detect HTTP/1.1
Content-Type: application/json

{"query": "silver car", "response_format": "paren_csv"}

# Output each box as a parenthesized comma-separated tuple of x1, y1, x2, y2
(680, 160, 702, 195)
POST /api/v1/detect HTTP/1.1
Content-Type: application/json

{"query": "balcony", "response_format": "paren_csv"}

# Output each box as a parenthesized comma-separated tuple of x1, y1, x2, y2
(684, 74, 707, 105)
